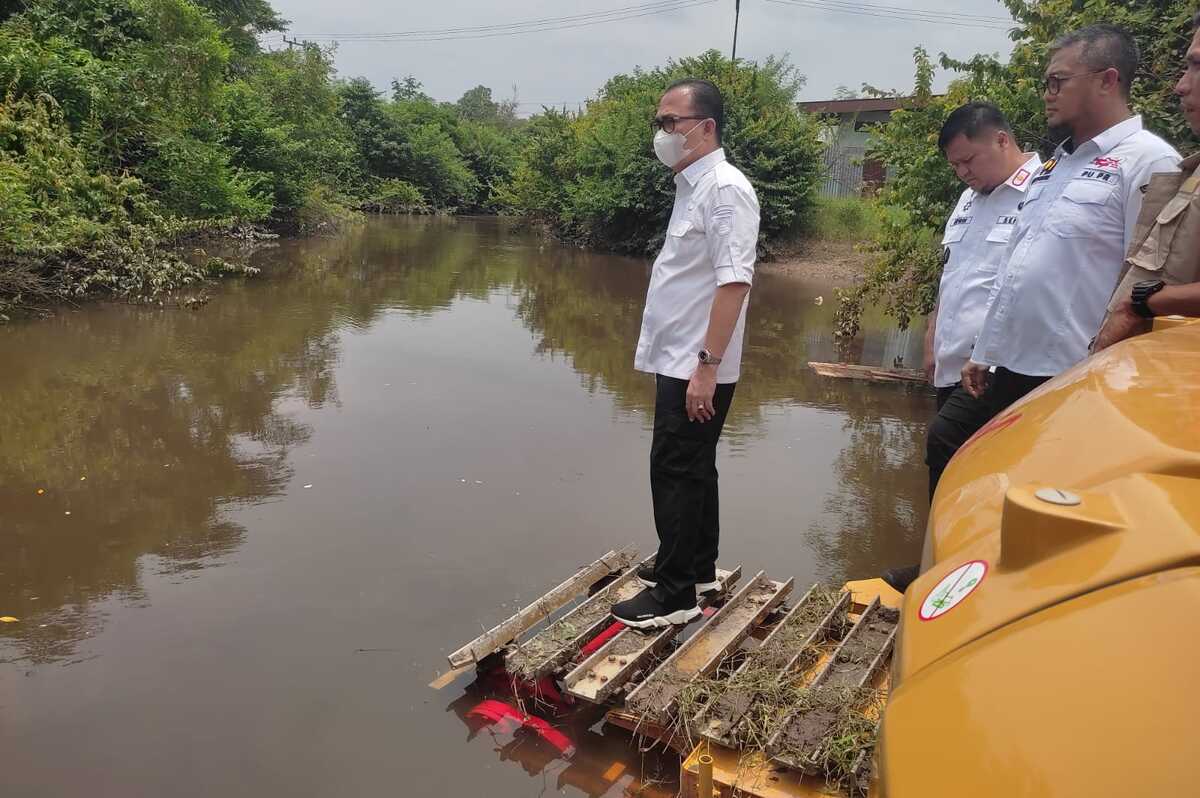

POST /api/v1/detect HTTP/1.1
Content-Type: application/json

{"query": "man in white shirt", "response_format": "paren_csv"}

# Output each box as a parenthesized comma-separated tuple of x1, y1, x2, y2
(612, 78, 759, 629)
(922, 103, 1042, 496)
(929, 25, 1179, 504)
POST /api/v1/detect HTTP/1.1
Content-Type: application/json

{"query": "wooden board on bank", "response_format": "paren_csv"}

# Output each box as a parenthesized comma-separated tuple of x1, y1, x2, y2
(808, 362, 926, 385)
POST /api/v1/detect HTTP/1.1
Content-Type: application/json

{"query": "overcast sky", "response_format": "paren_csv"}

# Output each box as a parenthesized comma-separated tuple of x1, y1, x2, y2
(262, 0, 1016, 111)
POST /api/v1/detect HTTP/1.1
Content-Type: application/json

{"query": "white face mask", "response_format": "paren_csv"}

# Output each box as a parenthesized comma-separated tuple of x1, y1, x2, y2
(653, 120, 705, 168)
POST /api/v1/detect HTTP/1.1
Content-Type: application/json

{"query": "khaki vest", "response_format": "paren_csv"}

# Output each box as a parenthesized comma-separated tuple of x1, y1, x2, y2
(1107, 152, 1200, 313)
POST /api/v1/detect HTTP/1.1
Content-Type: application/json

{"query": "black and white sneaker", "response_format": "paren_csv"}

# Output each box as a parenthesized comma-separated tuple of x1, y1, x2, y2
(639, 566, 722, 598)
(611, 588, 701, 629)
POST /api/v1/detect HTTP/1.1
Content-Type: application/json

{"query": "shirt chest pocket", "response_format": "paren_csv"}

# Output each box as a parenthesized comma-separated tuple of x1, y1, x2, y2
(670, 218, 696, 238)
(1047, 179, 1115, 238)
(985, 216, 1018, 245)
(941, 222, 968, 246)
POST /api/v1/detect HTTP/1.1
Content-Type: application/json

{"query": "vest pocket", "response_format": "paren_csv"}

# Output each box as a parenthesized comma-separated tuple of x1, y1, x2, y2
(1131, 191, 1192, 273)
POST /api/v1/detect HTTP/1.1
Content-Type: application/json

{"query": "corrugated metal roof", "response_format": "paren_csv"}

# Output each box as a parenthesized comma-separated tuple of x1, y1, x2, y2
(798, 97, 912, 114)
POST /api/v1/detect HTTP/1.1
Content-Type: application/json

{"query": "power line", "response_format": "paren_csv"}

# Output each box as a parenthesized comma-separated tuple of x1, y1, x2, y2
(807, 0, 1012, 23)
(764, 0, 1014, 30)
(274, 0, 717, 42)
(283, 0, 697, 37)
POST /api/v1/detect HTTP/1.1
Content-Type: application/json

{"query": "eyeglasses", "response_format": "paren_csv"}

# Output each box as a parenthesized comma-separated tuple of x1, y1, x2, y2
(1043, 69, 1108, 96)
(651, 115, 706, 133)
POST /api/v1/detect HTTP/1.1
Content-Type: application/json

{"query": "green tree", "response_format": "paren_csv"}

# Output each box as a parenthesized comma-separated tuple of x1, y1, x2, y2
(456, 84, 498, 122)
(501, 51, 824, 257)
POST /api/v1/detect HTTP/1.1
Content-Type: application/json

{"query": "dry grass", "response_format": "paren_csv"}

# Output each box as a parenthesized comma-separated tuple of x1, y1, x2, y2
(645, 586, 880, 793)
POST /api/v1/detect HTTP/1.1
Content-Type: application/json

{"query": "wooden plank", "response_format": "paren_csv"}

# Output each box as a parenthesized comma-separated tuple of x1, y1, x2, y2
(808, 361, 927, 384)
(563, 566, 742, 704)
(505, 554, 654, 680)
(625, 573, 793, 724)
(447, 546, 636, 667)
(697, 585, 848, 746)
(428, 663, 475, 690)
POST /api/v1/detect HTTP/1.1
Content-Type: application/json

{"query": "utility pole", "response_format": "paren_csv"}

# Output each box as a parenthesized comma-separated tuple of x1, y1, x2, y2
(730, 0, 741, 62)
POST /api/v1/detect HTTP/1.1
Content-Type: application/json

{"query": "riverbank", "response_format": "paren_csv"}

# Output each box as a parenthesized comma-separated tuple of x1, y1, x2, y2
(762, 239, 873, 287)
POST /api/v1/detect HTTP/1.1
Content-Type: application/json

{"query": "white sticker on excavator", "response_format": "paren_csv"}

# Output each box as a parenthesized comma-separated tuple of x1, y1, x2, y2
(919, 560, 988, 621)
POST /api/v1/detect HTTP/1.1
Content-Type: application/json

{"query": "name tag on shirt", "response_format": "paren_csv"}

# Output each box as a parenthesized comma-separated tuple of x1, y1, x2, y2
(986, 215, 1018, 243)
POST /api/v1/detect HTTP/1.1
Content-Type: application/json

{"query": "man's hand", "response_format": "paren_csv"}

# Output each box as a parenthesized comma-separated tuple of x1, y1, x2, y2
(1093, 298, 1150, 353)
(686, 364, 718, 422)
(961, 361, 991, 399)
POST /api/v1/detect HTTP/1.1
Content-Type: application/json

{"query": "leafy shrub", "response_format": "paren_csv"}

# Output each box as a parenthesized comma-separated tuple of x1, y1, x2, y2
(362, 179, 429, 214)
(0, 94, 242, 318)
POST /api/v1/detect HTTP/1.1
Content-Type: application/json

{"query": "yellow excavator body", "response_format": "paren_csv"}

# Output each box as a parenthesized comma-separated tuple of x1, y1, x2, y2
(878, 318, 1200, 796)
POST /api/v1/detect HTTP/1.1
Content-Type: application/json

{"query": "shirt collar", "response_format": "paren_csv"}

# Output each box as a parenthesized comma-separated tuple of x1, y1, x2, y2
(1060, 115, 1144, 157)
(677, 148, 726, 187)
(1000, 153, 1044, 193)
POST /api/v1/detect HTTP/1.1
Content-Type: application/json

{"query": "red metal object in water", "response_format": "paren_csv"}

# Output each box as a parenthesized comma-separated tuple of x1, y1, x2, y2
(466, 699, 576, 757)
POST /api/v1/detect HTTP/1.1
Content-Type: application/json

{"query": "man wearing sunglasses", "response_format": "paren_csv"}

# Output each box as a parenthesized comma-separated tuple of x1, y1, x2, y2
(918, 26, 1180, 531)
(613, 78, 759, 629)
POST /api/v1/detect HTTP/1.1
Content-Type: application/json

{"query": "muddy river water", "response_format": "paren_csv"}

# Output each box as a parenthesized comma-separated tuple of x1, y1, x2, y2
(0, 216, 929, 797)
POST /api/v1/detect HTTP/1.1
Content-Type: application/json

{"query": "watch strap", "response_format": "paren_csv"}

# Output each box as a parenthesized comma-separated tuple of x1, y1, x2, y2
(1131, 280, 1166, 319)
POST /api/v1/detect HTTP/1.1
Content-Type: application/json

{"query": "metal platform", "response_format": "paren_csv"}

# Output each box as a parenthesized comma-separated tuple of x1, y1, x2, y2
(435, 550, 903, 798)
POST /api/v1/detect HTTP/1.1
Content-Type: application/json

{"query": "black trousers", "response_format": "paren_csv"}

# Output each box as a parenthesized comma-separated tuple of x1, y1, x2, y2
(650, 374, 737, 600)
(925, 368, 1050, 502)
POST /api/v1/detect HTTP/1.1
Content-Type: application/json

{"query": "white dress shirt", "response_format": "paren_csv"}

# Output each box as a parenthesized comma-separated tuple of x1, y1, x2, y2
(634, 148, 760, 384)
(933, 153, 1042, 388)
(972, 116, 1180, 376)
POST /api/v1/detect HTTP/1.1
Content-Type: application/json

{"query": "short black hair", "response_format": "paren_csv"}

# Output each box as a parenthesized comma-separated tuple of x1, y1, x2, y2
(938, 102, 1013, 153)
(1194, 10, 1200, 28)
(1050, 24, 1140, 98)
(665, 78, 724, 142)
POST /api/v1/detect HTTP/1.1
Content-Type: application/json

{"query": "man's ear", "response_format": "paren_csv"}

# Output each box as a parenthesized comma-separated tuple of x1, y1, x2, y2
(1101, 66, 1122, 95)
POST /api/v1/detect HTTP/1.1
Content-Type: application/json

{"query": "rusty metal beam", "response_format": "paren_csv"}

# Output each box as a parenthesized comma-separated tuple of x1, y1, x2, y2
(505, 554, 654, 680)
(446, 547, 636, 668)
(563, 566, 742, 704)
(626, 573, 793, 725)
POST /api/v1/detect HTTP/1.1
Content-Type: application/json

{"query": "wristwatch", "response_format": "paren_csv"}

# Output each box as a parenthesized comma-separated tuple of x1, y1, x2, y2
(1131, 279, 1166, 318)
(698, 349, 723, 365)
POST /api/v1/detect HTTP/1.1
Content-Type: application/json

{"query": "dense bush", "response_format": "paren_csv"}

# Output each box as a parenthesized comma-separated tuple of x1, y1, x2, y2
(0, 0, 523, 315)
(0, 94, 252, 320)
(836, 0, 1200, 336)
(501, 51, 825, 257)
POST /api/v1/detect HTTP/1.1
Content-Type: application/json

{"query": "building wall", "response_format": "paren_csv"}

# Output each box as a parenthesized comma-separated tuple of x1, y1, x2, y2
(817, 110, 892, 197)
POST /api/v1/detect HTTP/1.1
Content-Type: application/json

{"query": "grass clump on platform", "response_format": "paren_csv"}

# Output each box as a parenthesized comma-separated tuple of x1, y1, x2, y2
(652, 586, 879, 791)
